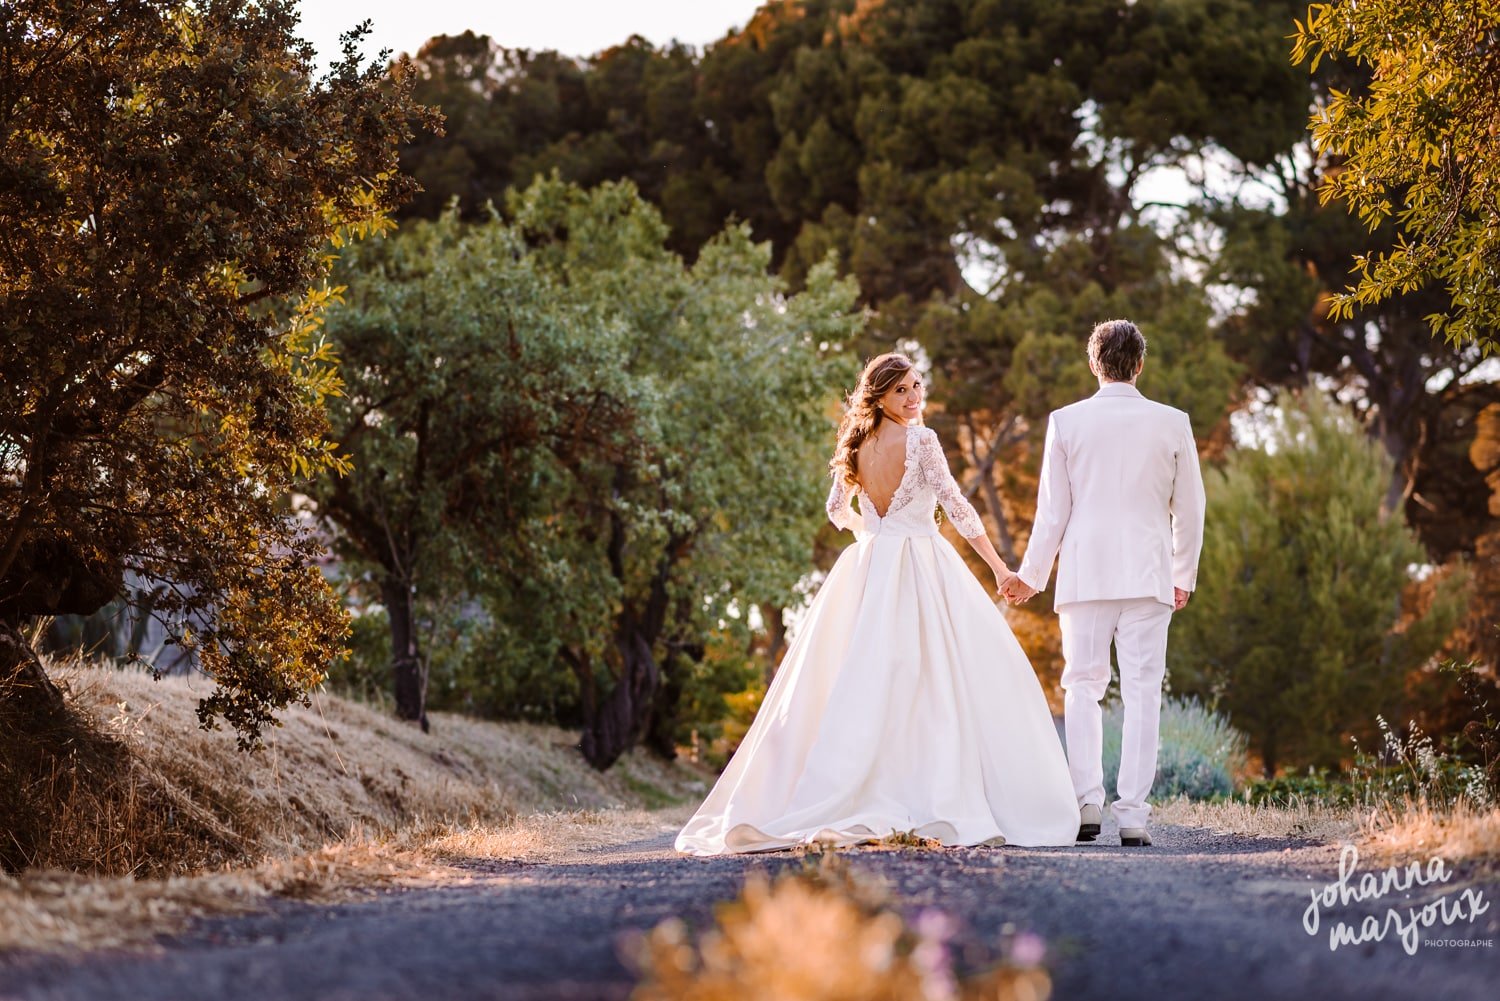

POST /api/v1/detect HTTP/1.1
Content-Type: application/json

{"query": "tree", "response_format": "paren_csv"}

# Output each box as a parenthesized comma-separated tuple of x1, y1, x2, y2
(0, 0, 438, 745)
(1292, 0, 1500, 353)
(316, 176, 864, 766)
(1201, 2, 1499, 591)
(1460, 403, 1500, 668)
(309, 201, 641, 730)
(388, 1, 1303, 692)
(394, 1, 1311, 311)
(396, 32, 730, 259)
(385, 1, 1495, 691)
(1169, 392, 1465, 775)
(493, 178, 864, 768)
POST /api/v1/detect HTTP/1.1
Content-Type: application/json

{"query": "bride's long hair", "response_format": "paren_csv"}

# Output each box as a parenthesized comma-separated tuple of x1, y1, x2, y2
(830, 353, 917, 489)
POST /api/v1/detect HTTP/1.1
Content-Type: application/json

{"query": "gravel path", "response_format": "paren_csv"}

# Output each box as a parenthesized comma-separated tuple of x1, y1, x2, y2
(3, 817, 1496, 1001)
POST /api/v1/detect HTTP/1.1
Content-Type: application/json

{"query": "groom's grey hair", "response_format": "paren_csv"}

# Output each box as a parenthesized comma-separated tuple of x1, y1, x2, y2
(1087, 319, 1147, 383)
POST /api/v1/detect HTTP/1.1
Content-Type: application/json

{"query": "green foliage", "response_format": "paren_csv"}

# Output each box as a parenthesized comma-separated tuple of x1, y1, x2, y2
(390, 5, 1499, 598)
(988, 232, 1241, 438)
(324, 609, 396, 710)
(1292, 0, 1500, 352)
(325, 599, 580, 724)
(1241, 767, 1361, 808)
(392, 2, 1324, 585)
(1170, 392, 1468, 774)
(1243, 709, 1495, 812)
(309, 185, 643, 726)
(0, 1, 437, 747)
(495, 176, 865, 766)
(1099, 695, 1249, 801)
(315, 176, 863, 764)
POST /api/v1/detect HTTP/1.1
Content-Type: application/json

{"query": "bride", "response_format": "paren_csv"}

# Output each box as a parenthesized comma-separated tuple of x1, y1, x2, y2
(675, 353, 1080, 855)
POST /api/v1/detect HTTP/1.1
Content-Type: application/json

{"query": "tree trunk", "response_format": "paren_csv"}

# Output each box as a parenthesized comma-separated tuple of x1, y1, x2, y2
(645, 656, 685, 761)
(0, 616, 67, 721)
(976, 468, 1019, 567)
(381, 574, 428, 732)
(760, 603, 787, 685)
(1379, 422, 1417, 517)
(960, 416, 1021, 566)
(580, 629, 660, 771)
(580, 489, 685, 770)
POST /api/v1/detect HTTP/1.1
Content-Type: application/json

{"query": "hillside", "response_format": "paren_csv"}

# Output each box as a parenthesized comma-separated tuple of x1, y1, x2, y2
(2, 660, 709, 877)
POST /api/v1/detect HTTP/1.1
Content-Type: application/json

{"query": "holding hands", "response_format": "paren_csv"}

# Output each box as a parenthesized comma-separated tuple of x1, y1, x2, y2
(964, 528, 1036, 605)
(992, 565, 1037, 605)
(999, 573, 1037, 605)
(993, 565, 1014, 596)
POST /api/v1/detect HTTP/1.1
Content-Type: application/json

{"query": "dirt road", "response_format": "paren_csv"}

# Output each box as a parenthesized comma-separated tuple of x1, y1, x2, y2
(3, 816, 1495, 1000)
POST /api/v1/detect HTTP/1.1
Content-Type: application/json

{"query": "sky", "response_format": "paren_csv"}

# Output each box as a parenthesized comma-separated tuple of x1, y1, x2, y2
(295, 1, 769, 66)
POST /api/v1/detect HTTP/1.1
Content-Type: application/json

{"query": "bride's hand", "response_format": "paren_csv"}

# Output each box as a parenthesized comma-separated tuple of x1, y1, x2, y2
(993, 566, 1016, 596)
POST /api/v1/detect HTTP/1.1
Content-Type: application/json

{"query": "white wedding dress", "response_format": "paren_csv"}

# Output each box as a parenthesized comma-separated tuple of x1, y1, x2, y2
(675, 425, 1079, 855)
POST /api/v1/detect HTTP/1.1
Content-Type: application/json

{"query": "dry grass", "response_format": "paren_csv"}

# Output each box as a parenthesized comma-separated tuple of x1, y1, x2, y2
(0, 805, 696, 954)
(11, 658, 1492, 958)
(1153, 794, 1363, 844)
(1, 658, 711, 953)
(4, 659, 707, 875)
(414, 804, 695, 863)
(1359, 797, 1500, 868)
(1154, 792, 1500, 870)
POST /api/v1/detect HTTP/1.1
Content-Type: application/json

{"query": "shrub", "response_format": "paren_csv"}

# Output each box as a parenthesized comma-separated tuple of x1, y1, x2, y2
(1168, 391, 1466, 775)
(1242, 768, 1362, 807)
(1242, 706, 1496, 812)
(1098, 695, 1248, 801)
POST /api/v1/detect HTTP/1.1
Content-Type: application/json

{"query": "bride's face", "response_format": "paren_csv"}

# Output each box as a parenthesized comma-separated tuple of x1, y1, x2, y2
(878, 370, 924, 424)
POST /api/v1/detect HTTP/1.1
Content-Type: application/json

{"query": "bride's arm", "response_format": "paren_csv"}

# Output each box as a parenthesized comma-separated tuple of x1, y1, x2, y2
(915, 429, 1015, 591)
(826, 474, 864, 533)
(966, 531, 1016, 592)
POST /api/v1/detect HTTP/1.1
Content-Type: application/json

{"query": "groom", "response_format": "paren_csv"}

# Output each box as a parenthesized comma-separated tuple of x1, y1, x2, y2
(1002, 320, 1205, 847)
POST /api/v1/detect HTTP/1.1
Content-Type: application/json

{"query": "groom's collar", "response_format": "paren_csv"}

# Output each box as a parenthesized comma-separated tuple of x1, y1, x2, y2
(1093, 381, 1144, 400)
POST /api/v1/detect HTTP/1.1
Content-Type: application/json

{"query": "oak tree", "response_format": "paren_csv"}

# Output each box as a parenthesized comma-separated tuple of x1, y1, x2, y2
(0, 0, 438, 744)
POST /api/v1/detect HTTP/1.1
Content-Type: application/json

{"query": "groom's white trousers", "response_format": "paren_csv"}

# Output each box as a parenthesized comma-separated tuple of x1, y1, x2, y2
(1058, 597, 1174, 830)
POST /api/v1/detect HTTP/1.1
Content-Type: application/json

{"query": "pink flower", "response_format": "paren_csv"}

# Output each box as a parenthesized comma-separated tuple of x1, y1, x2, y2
(1008, 931, 1047, 968)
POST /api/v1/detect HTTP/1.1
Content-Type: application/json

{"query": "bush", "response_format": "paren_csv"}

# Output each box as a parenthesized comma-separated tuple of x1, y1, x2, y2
(1241, 767, 1362, 807)
(1168, 391, 1466, 775)
(1348, 715, 1495, 811)
(1242, 709, 1496, 811)
(1099, 695, 1248, 801)
(324, 605, 584, 725)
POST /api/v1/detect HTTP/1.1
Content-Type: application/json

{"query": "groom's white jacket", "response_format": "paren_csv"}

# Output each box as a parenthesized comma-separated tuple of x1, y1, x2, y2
(1017, 382, 1206, 609)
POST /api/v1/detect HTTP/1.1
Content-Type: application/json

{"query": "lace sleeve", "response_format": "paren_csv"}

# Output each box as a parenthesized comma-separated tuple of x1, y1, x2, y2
(914, 428, 985, 538)
(826, 474, 864, 533)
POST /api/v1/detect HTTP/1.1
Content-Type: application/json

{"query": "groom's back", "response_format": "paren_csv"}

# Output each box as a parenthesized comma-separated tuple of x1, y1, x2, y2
(1046, 384, 1197, 605)
(1055, 389, 1186, 517)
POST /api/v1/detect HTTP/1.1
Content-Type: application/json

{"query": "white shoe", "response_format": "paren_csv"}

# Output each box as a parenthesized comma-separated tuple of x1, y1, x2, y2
(1077, 803, 1103, 842)
(1120, 827, 1152, 847)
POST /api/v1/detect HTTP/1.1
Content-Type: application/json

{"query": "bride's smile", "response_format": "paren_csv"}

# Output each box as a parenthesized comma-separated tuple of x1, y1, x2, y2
(882, 371, 925, 424)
